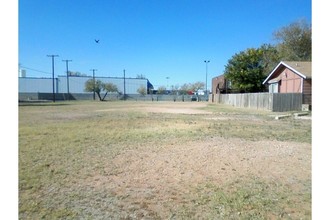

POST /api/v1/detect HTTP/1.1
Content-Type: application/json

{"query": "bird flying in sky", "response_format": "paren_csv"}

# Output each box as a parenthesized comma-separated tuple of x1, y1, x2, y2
(95, 39, 100, 43)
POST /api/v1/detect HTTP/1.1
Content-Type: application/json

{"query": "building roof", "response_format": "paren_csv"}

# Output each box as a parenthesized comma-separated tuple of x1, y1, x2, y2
(263, 61, 312, 84)
(283, 61, 312, 78)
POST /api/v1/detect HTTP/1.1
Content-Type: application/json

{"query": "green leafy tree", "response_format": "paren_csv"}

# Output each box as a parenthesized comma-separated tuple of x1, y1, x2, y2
(85, 79, 103, 100)
(102, 82, 119, 101)
(260, 44, 281, 75)
(85, 79, 118, 101)
(273, 19, 312, 61)
(224, 48, 267, 93)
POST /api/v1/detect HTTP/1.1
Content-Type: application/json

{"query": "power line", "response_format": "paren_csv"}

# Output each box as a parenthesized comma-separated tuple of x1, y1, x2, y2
(19, 65, 52, 75)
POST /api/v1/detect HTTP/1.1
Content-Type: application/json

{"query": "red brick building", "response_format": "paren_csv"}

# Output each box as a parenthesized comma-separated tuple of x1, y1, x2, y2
(211, 75, 230, 94)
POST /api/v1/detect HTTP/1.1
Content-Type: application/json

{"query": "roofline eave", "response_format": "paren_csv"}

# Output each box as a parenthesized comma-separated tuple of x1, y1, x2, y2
(263, 61, 308, 84)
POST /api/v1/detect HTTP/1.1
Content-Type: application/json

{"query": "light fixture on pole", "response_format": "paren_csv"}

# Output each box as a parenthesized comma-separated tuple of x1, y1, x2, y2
(204, 60, 210, 97)
(166, 77, 169, 89)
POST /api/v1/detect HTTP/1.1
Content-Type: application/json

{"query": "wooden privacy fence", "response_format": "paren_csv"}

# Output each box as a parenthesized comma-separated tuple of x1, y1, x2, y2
(211, 93, 303, 112)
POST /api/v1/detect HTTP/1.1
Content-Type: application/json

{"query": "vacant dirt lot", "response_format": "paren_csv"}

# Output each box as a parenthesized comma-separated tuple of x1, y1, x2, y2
(90, 138, 310, 218)
(19, 101, 311, 219)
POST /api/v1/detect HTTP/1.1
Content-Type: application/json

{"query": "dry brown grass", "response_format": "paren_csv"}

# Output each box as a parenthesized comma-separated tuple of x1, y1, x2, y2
(19, 101, 311, 219)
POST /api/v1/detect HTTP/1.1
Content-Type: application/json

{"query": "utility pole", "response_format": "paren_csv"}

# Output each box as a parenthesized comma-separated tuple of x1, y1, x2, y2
(123, 69, 126, 100)
(90, 69, 97, 100)
(62, 59, 72, 100)
(47, 55, 59, 102)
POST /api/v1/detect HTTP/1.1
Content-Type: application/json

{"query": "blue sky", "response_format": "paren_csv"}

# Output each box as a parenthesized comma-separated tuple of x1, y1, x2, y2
(19, 0, 311, 89)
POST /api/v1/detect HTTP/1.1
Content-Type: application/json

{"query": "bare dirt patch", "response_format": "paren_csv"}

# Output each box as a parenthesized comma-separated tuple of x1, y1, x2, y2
(96, 101, 212, 115)
(87, 137, 311, 219)
(143, 102, 211, 114)
(144, 106, 211, 114)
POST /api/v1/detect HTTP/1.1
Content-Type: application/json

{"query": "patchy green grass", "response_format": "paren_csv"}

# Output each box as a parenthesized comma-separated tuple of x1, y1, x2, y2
(19, 101, 311, 219)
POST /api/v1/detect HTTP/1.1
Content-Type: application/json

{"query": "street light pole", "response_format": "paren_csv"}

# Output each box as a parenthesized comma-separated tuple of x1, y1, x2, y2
(90, 69, 97, 100)
(62, 59, 72, 100)
(47, 54, 59, 102)
(204, 60, 210, 98)
(166, 77, 169, 90)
